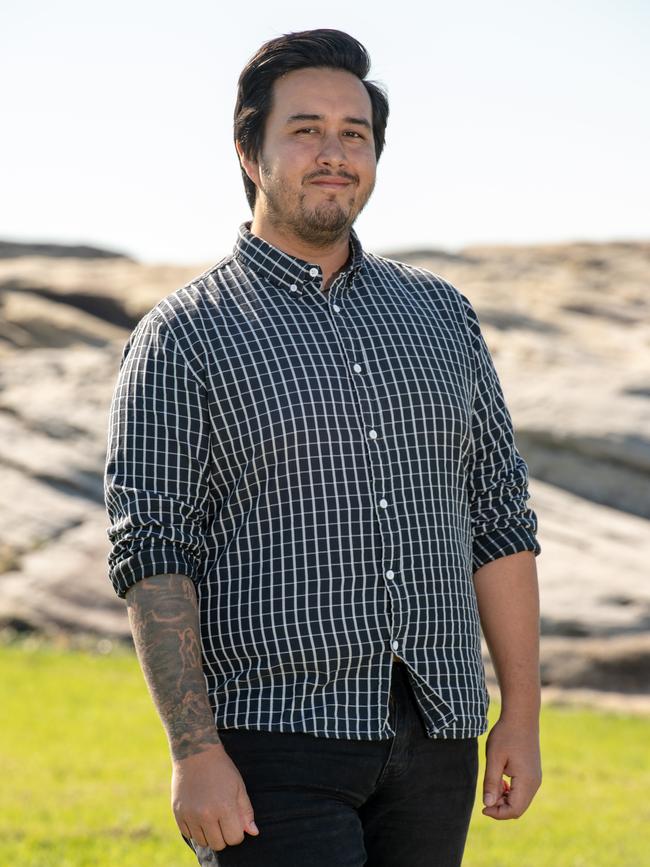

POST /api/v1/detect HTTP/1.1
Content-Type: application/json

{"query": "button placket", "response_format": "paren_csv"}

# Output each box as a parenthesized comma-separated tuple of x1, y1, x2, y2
(339, 306, 403, 667)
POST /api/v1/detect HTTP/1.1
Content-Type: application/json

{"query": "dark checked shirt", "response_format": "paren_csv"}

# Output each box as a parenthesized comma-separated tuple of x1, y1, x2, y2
(104, 220, 541, 741)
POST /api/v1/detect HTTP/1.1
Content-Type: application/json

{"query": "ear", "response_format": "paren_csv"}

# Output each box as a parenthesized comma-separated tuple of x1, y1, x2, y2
(236, 140, 261, 188)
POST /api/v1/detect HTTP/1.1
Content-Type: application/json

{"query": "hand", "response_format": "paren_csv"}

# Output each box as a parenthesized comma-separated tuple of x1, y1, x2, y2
(481, 715, 542, 820)
(172, 742, 260, 851)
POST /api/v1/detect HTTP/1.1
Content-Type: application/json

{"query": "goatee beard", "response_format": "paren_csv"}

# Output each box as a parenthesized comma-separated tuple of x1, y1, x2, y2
(264, 189, 359, 247)
(294, 198, 352, 246)
(257, 161, 374, 247)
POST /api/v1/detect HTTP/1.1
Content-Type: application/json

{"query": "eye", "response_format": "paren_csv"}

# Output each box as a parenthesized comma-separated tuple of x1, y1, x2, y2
(344, 131, 364, 138)
(295, 127, 318, 134)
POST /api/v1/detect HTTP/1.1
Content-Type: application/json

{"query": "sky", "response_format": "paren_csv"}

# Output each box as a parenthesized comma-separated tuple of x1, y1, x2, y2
(2, 0, 649, 264)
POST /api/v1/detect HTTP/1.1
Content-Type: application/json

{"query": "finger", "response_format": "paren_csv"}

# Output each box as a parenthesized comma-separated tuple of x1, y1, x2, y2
(202, 822, 227, 852)
(506, 775, 533, 814)
(187, 823, 209, 847)
(238, 791, 260, 835)
(219, 811, 249, 847)
(483, 760, 508, 807)
(483, 788, 516, 818)
(482, 779, 532, 820)
(494, 777, 511, 805)
(497, 778, 510, 804)
(482, 801, 520, 820)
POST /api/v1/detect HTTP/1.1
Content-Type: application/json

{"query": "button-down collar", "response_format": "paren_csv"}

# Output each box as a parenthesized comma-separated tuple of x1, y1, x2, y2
(232, 220, 365, 297)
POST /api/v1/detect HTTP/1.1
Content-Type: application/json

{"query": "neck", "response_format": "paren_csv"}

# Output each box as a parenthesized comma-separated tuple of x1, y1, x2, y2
(249, 214, 351, 292)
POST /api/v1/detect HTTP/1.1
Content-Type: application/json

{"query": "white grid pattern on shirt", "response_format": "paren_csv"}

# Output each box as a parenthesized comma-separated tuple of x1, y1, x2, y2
(104, 221, 540, 741)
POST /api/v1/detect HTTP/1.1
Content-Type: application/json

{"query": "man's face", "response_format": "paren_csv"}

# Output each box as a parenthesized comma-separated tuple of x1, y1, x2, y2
(242, 66, 377, 246)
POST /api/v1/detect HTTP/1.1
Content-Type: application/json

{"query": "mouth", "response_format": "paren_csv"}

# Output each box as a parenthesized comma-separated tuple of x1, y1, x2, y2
(310, 179, 353, 190)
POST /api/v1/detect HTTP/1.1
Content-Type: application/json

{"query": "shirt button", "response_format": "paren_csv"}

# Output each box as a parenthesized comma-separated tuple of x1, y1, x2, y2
(379, 498, 388, 509)
(386, 570, 394, 580)
(368, 429, 378, 439)
(333, 304, 341, 313)
(289, 284, 298, 292)
(353, 363, 362, 373)
(391, 640, 399, 651)
(309, 267, 319, 277)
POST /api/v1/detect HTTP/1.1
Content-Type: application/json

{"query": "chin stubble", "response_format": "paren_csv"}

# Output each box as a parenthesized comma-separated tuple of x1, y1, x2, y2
(259, 163, 374, 247)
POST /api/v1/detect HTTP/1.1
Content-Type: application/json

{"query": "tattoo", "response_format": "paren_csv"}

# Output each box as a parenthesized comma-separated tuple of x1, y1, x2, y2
(125, 573, 222, 761)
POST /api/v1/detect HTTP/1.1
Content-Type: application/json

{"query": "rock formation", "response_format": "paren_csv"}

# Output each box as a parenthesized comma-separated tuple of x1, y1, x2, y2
(1, 237, 648, 697)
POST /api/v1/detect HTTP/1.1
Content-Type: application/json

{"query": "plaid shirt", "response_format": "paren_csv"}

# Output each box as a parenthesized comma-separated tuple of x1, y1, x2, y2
(104, 220, 540, 740)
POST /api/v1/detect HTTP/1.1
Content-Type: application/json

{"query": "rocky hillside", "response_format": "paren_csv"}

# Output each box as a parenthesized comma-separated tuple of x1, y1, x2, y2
(1, 237, 648, 698)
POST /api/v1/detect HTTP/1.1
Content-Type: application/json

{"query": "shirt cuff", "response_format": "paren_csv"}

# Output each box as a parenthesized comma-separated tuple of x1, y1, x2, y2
(472, 527, 541, 573)
(109, 543, 201, 600)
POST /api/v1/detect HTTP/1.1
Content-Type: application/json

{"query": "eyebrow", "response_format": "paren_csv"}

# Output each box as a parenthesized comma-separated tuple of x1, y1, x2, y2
(285, 113, 372, 130)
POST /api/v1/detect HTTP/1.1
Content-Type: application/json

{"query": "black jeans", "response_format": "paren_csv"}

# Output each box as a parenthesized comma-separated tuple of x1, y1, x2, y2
(181, 659, 478, 866)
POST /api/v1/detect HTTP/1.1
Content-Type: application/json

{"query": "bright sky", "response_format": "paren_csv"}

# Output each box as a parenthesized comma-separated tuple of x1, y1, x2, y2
(2, 0, 649, 264)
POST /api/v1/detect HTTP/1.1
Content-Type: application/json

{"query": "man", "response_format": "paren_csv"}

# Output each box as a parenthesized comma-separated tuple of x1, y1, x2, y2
(104, 28, 542, 867)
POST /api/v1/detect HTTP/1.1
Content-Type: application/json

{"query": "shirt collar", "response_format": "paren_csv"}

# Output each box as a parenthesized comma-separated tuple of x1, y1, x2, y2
(232, 220, 365, 297)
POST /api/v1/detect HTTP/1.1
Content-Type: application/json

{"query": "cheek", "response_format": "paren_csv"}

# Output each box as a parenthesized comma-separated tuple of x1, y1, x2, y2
(283, 138, 317, 160)
(357, 157, 377, 186)
(354, 146, 377, 171)
(268, 144, 315, 179)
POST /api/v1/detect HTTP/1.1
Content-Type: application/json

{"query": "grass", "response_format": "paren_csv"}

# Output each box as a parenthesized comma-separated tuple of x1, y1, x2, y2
(1, 635, 649, 866)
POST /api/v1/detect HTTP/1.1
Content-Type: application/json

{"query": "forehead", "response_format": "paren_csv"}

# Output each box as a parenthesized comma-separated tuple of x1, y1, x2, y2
(269, 67, 372, 122)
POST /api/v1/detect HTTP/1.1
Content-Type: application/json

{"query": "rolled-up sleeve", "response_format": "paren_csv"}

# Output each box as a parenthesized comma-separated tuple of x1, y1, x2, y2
(460, 293, 541, 572)
(104, 311, 213, 599)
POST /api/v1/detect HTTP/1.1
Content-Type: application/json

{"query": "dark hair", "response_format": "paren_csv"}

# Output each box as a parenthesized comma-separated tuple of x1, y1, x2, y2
(233, 29, 389, 211)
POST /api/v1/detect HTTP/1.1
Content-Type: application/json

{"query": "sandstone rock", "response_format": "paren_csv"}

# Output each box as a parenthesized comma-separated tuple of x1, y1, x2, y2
(1, 238, 649, 698)
(0, 256, 211, 327)
(402, 241, 650, 520)
(0, 239, 133, 259)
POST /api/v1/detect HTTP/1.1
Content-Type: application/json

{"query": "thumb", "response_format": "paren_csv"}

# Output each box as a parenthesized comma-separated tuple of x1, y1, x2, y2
(483, 759, 506, 807)
(240, 796, 259, 835)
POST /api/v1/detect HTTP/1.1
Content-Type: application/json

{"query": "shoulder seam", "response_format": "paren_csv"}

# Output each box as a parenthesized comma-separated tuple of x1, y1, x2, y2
(184, 253, 236, 289)
(144, 308, 206, 389)
(364, 251, 459, 287)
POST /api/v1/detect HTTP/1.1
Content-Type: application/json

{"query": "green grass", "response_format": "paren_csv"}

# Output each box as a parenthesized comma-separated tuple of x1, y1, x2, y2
(1, 636, 649, 866)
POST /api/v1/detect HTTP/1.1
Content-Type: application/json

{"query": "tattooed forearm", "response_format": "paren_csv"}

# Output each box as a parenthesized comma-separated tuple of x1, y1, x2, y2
(125, 573, 222, 761)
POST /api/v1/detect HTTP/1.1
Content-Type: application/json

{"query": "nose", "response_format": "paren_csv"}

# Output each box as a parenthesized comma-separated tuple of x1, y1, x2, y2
(316, 131, 347, 168)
